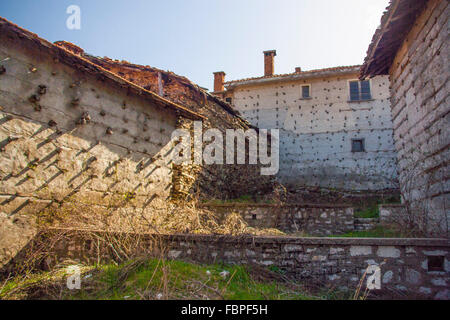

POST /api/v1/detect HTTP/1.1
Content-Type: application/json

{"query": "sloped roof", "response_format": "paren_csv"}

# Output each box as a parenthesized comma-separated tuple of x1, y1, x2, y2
(224, 65, 361, 88)
(54, 41, 246, 123)
(0, 17, 205, 120)
(360, 0, 428, 79)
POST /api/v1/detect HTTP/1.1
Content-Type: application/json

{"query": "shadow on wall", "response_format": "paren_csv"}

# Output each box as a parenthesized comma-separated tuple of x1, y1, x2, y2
(0, 32, 183, 268)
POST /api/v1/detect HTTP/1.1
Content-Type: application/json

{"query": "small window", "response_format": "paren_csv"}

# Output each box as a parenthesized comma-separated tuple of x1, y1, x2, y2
(252, 214, 257, 220)
(349, 80, 371, 101)
(428, 256, 444, 272)
(301, 85, 310, 99)
(352, 139, 365, 152)
(225, 97, 232, 104)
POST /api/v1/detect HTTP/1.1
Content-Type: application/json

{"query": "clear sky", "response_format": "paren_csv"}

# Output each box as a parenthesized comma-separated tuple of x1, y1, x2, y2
(0, 0, 389, 90)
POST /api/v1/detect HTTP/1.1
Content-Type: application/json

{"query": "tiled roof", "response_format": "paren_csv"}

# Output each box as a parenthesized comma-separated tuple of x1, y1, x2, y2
(224, 65, 361, 87)
(54, 41, 245, 122)
(0, 17, 204, 120)
(360, 0, 428, 79)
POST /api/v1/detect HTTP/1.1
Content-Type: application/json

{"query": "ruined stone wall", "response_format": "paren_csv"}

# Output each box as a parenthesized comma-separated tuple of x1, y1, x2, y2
(24, 230, 450, 300)
(389, 0, 449, 237)
(58, 50, 274, 201)
(0, 31, 180, 265)
(228, 74, 398, 191)
(200, 203, 354, 236)
(379, 204, 407, 225)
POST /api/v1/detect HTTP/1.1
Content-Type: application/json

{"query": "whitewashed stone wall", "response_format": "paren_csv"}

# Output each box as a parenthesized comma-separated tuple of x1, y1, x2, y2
(229, 74, 398, 191)
(389, 0, 449, 237)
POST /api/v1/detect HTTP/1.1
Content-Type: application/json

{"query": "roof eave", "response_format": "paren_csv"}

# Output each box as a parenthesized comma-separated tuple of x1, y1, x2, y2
(224, 67, 361, 89)
(0, 16, 205, 121)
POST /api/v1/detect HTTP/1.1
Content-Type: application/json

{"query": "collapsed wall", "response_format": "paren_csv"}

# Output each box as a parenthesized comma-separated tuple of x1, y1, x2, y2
(55, 41, 275, 201)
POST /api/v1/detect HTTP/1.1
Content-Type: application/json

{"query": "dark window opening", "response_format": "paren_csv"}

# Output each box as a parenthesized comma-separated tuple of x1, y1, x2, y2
(302, 85, 310, 98)
(252, 214, 257, 220)
(225, 97, 232, 104)
(427, 256, 445, 272)
(349, 80, 371, 101)
(352, 139, 365, 152)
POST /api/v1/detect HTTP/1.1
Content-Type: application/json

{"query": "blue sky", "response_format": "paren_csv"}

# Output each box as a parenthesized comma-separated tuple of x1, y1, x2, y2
(0, 0, 389, 90)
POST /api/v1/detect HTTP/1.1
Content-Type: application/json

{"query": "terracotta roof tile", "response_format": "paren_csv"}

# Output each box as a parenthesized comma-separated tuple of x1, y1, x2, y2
(54, 41, 246, 123)
(224, 65, 361, 87)
(360, 0, 428, 79)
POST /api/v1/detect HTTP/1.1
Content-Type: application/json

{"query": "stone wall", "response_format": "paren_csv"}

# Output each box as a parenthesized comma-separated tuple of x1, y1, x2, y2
(224, 71, 398, 191)
(200, 203, 354, 236)
(379, 204, 407, 225)
(354, 218, 379, 231)
(388, 0, 449, 237)
(54, 42, 275, 201)
(0, 27, 181, 214)
(17, 229, 450, 300)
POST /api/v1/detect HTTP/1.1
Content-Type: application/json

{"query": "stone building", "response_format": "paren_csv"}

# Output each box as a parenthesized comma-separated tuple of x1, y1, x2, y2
(361, 0, 449, 237)
(0, 16, 278, 269)
(0, 17, 205, 216)
(0, 17, 206, 267)
(213, 52, 398, 192)
(53, 42, 274, 201)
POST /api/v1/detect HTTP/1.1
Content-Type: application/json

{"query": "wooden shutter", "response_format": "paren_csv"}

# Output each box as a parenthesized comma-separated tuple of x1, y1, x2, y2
(349, 81, 360, 101)
(360, 80, 371, 100)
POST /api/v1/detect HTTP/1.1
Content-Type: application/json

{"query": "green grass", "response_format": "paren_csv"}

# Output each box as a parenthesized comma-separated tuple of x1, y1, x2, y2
(329, 226, 407, 238)
(0, 258, 318, 300)
(353, 196, 402, 219)
(354, 204, 379, 219)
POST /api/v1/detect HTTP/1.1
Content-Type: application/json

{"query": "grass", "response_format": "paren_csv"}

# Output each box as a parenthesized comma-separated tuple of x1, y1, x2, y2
(354, 204, 379, 219)
(354, 196, 402, 219)
(329, 226, 408, 238)
(0, 258, 320, 300)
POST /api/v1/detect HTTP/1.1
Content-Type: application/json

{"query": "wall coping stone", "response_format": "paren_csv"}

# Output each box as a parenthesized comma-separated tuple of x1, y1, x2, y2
(200, 203, 353, 209)
(48, 228, 450, 247)
(379, 204, 405, 208)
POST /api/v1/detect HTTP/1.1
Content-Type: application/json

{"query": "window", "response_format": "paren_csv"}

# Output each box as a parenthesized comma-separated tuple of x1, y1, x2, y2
(301, 85, 311, 99)
(349, 80, 371, 101)
(225, 97, 232, 104)
(427, 256, 445, 272)
(352, 139, 365, 152)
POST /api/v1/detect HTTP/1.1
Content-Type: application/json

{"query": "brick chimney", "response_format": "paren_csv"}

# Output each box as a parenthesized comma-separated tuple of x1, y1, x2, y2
(295, 67, 302, 73)
(213, 71, 226, 92)
(263, 50, 276, 76)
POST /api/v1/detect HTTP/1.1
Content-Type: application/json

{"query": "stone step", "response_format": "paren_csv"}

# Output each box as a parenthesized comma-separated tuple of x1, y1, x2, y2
(354, 218, 379, 231)
(354, 218, 379, 224)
